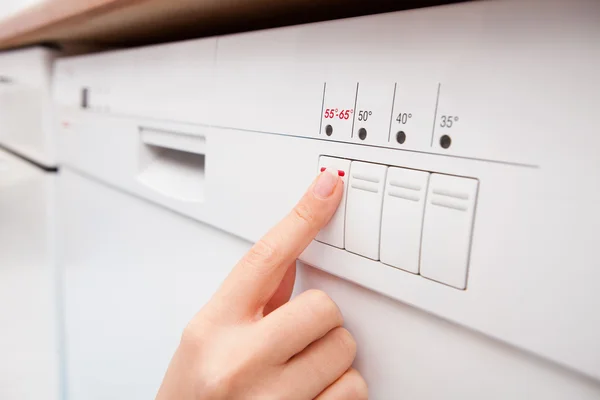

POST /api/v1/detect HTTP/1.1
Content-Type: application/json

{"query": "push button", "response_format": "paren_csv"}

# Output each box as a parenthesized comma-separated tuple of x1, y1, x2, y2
(344, 161, 387, 260)
(380, 167, 430, 273)
(420, 174, 478, 289)
(315, 156, 351, 248)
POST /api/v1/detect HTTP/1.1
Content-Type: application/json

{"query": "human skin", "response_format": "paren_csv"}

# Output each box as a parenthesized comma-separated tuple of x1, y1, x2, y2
(156, 169, 368, 400)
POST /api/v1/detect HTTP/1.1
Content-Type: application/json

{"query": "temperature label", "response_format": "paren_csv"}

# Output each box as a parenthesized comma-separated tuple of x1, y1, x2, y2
(433, 82, 466, 149)
(320, 82, 359, 139)
(357, 110, 372, 121)
(324, 108, 354, 120)
(389, 82, 439, 149)
(439, 115, 459, 128)
(396, 112, 412, 124)
(352, 82, 396, 144)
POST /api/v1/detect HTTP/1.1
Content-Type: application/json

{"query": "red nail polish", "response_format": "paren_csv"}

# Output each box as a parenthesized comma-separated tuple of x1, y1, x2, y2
(320, 167, 326, 172)
(338, 170, 345, 177)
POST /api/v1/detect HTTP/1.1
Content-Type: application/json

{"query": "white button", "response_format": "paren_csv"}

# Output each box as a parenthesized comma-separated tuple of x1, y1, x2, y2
(345, 161, 387, 260)
(315, 156, 351, 248)
(321, 82, 358, 139)
(352, 82, 395, 145)
(420, 174, 478, 289)
(380, 167, 430, 273)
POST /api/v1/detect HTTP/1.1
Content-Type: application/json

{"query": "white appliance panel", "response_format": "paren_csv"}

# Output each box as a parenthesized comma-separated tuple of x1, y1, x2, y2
(57, 168, 251, 399)
(295, 265, 600, 400)
(0, 148, 60, 400)
(0, 47, 58, 166)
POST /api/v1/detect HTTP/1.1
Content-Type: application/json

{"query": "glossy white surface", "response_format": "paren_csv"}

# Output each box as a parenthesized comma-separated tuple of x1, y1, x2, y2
(57, 169, 250, 400)
(344, 161, 387, 260)
(0, 148, 60, 400)
(295, 264, 600, 400)
(420, 173, 478, 289)
(380, 167, 429, 274)
(0, 47, 57, 166)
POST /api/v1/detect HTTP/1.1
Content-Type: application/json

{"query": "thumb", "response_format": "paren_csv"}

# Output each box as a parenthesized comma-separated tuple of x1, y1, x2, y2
(212, 169, 343, 322)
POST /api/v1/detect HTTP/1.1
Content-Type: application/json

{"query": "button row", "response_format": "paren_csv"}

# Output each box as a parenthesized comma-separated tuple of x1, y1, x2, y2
(315, 156, 478, 290)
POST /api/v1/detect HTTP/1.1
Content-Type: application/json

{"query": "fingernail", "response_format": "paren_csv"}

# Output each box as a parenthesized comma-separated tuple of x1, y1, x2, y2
(314, 168, 338, 199)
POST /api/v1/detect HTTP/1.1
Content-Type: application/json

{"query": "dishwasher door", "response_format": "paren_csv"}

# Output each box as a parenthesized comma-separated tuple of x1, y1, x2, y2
(0, 148, 60, 400)
(56, 167, 251, 400)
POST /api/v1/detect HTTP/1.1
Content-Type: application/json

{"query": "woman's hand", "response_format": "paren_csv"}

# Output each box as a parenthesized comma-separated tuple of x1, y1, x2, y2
(156, 169, 367, 400)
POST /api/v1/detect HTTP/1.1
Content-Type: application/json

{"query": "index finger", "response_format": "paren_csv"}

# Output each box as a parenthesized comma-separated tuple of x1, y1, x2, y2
(213, 168, 344, 322)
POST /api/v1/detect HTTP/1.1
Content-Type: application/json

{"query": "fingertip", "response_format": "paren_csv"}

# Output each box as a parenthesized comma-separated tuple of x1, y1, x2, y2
(313, 168, 342, 200)
(346, 368, 369, 400)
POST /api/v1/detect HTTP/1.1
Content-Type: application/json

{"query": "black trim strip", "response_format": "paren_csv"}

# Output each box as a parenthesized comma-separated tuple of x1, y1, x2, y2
(0, 144, 59, 172)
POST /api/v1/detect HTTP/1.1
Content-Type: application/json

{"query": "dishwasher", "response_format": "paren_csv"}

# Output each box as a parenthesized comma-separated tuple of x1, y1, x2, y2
(53, 1, 600, 398)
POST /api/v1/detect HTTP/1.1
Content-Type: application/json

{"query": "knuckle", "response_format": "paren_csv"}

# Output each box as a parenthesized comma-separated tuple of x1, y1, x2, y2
(292, 201, 316, 227)
(244, 239, 279, 272)
(305, 288, 330, 304)
(179, 310, 220, 349)
(305, 289, 343, 324)
(180, 321, 204, 349)
(200, 368, 235, 399)
(347, 369, 369, 400)
(180, 324, 199, 346)
(331, 327, 357, 360)
(197, 343, 255, 398)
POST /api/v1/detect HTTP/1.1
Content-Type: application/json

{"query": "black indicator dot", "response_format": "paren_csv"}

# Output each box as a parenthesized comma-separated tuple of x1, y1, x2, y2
(396, 131, 406, 144)
(358, 128, 367, 140)
(440, 134, 452, 149)
(325, 124, 333, 136)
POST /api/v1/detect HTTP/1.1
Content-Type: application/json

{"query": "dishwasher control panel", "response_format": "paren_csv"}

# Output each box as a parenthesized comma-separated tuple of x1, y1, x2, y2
(317, 156, 478, 290)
